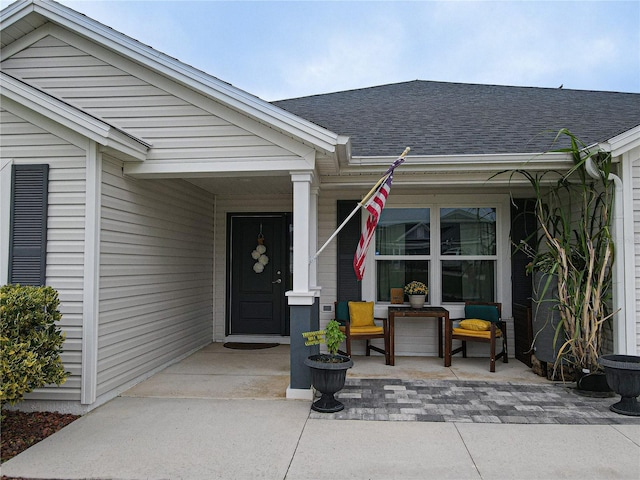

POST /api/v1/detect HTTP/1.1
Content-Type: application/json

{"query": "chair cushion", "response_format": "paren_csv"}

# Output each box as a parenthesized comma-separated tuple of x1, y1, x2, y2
(348, 301, 375, 327)
(342, 325, 384, 335)
(465, 304, 499, 322)
(453, 327, 502, 338)
(459, 319, 492, 331)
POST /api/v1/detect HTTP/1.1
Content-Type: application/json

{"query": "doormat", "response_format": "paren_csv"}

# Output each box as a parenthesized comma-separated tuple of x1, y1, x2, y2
(223, 342, 280, 350)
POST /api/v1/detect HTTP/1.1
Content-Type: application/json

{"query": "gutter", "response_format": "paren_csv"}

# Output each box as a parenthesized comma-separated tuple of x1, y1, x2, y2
(584, 145, 627, 354)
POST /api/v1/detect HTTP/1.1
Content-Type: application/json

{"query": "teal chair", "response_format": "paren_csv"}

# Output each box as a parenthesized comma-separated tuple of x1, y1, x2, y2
(449, 302, 507, 372)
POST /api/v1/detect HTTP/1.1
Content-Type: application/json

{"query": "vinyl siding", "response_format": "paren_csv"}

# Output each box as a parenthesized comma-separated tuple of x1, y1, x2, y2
(633, 157, 640, 351)
(1, 34, 296, 165)
(0, 108, 85, 401)
(97, 157, 214, 396)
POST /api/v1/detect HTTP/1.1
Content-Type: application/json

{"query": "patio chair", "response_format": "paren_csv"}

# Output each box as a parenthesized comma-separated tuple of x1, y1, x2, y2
(334, 301, 390, 365)
(448, 301, 507, 372)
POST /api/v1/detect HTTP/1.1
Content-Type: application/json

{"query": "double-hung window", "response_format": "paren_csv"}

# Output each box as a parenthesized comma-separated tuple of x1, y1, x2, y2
(374, 206, 497, 304)
(375, 208, 430, 302)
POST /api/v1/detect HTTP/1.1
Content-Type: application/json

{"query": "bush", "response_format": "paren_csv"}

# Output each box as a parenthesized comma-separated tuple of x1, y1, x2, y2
(0, 285, 68, 408)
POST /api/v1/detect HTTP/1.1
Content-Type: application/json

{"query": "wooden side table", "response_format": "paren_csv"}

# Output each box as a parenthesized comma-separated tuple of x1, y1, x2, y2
(387, 306, 450, 366)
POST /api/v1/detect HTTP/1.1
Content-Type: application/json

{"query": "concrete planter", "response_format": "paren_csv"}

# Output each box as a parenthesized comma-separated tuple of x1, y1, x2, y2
(532, 272, 563, 363)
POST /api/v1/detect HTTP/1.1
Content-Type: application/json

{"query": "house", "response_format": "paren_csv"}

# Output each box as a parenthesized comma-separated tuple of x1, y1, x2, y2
(1, 0, 639, 414)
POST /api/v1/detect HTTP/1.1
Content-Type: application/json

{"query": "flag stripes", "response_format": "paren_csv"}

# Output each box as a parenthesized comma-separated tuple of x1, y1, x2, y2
(353, 156, 404, 280)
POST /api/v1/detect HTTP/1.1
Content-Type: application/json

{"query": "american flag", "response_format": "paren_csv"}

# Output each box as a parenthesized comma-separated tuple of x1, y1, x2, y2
(353, 156, 405, 280)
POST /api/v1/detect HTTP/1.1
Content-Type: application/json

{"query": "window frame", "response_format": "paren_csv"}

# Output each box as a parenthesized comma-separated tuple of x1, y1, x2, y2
(362, 194, 511, 314)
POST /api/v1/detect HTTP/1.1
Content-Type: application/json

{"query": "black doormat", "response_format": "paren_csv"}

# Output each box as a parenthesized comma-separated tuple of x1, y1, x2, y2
(223, 342, 280, 350)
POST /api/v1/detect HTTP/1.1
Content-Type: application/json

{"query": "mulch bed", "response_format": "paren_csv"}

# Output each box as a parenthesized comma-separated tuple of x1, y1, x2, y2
(1, 410, 79, 464)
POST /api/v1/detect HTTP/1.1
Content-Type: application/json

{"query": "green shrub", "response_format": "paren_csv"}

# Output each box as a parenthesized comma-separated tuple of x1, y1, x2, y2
(1, 285, 68, 408)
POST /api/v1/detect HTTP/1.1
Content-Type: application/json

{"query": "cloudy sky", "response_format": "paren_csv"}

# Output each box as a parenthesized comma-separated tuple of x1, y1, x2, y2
(4, 0, 639, 100)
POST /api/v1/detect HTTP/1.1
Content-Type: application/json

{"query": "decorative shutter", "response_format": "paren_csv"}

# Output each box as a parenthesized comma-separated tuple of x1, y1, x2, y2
(8, 164, 49, 286)
(511, 198, 536, 367)
(510, 198, 536, 306)
(336, 200, 362, 302)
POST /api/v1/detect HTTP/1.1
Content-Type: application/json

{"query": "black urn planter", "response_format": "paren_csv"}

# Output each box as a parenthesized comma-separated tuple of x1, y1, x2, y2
(304, 354, 353, 413)
(598, 354, 640, 416)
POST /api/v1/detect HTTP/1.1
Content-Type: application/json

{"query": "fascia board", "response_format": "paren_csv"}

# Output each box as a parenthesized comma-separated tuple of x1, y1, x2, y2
(124, 157, 316, 178)
(1, 72, 149, 160)
(0, 0, 34, 28)
(346, 152, 573, 173)
(26, 0, 343, 155)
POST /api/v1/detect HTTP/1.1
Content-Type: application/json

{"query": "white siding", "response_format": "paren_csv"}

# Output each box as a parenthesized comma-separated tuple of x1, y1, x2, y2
(1, 35, 296, 165)
(633, 158, 640, 351)
(97, 157, 214, 396)
(0, 108, 85, 401)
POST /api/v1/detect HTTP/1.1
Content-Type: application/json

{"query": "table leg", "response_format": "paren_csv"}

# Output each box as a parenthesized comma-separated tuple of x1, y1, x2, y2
(438, 316, 443, 358)
(444, 314, 451, 367)
(389, 314, 395, 366)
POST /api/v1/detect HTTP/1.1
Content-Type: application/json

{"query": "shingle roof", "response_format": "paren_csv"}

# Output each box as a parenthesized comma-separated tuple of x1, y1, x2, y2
(273, 81, 640, 157)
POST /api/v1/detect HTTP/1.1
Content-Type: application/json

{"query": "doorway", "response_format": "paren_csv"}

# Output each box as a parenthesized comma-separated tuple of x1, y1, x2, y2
(227, 213, 290, 336)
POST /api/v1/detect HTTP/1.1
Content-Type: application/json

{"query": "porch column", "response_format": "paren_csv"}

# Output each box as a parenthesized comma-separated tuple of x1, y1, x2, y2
(309, 184, 320, 290)
(286, 172, 319, 400)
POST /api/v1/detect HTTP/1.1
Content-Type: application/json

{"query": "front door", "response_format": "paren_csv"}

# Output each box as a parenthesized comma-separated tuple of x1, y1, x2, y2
(228, 214, 290, 336)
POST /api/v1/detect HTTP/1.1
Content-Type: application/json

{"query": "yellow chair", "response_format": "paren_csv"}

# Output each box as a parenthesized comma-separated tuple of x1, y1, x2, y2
(335, 301, 390, 365)
(448, 301, 508, 372)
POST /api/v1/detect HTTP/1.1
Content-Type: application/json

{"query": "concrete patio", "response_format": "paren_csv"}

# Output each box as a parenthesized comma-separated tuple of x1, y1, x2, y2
(122, 342, 551, 400)
(2, 342, 639, 480)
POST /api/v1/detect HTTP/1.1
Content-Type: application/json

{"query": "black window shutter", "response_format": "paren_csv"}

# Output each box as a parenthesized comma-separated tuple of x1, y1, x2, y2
(9, 164, 49, 286)
(510, 198, 536, 306)
(336, 200, 362, 302)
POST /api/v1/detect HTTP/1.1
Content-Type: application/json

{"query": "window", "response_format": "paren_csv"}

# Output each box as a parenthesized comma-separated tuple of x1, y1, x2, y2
(440, 208, 496, 302)
(374, 206, 497, 304)
(375, 208, 430, 302)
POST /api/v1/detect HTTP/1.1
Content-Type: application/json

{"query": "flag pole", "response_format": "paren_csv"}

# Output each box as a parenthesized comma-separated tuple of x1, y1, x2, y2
(310, 147, 410, 263)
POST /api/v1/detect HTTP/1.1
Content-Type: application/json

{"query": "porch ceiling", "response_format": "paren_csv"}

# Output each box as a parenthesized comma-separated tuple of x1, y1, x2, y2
(186, 174, 293, 195)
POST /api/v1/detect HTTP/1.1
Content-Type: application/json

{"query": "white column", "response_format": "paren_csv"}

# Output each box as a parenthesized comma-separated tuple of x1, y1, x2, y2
(288, 172, 313, 296)
(309, 184, 320, 291)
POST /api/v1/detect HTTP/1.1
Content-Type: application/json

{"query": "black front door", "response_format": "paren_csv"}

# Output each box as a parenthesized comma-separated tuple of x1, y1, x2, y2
(228, 214, 290, 335)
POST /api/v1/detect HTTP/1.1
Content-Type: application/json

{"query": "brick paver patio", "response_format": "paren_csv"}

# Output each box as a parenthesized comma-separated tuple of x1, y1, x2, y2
(310, 378, 640, 425)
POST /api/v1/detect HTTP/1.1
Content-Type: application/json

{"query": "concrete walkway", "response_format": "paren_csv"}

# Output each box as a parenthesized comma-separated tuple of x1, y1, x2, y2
(3, 343, 639, 479)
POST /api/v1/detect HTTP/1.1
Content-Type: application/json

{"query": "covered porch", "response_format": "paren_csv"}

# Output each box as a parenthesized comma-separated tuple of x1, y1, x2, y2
(124, 342, 550, 400)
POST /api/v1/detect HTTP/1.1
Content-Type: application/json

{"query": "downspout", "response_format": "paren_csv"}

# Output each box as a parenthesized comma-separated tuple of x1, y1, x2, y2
(584, 147, 626, 354)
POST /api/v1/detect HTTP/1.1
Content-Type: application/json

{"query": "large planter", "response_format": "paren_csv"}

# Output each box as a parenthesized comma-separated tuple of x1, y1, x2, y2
(304, 354, 353, 413)
(532, 272, 563, 363)
(409, 295, 426, 309)
(598, 354, 640, 416)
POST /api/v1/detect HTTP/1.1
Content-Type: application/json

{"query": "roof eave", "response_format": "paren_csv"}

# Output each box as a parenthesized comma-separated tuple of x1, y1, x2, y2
(1, 71, 149, 161)
(599, 125, 640, 157)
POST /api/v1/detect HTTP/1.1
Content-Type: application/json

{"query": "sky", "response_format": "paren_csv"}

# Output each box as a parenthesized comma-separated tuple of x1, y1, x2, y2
(3, 0, 639, 100)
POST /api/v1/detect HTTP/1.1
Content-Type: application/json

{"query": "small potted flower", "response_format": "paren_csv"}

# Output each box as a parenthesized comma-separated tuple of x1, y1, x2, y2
(404, 281, 428, 308)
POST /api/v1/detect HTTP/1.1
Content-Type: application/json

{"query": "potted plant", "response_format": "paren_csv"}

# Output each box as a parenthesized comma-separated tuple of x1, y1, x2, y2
(404, 281, 428, 308)
(303, 319, 353, 412)
(507, 129, 617, 386)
